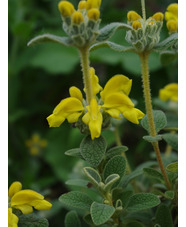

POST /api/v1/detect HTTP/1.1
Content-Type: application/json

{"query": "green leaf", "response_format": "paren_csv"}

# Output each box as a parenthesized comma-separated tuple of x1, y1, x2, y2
(83, 214, 94, 225)
(65, 211, 81, 227)
(125, 221, 145, 227)
(162, 133, 178, 151)
(96, 22, 132, 42)
(80, 135, 107, 167)
(120, 161, 157, 187)
(164, 190, 175, 200)
(27, 34, 72, 46)
(59, 191, 93, 210)
(143, 168, 164, 182)
(166, 161, 178, 173)
(103, 155, 126, 181)
(65, 179, 89, 188)
(141, 110, 167, 133)
(155, 204, 174, 227)
(90, 202, 115, 225)
(18, 214, 49, 227)
(154, 33, 178, 51)
(83, 167, 102, 187)
(65, 148, 83, 159)
(104, 174, 120, 191)
(160, 51, 178, 66)
(90, 41, 135, 52)
(143, 135, 162, 143)
(126, 193, 160, 212)
(106, 146, 128, 159)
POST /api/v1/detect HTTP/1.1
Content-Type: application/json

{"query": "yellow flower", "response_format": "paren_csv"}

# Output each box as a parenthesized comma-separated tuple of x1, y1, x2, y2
(82, 98, 103, 139)
(58, 1, 75, 17)
(72, 11, 84, 24)
(159, 83, 178, 102)
(8, 182, 52, 226)
(152, 12, 164, 21)
(87, 8, 100, 21)
(101, 75, 145, 124)
(127, 11, 141, 22)
(86, 0, 101, 10)
(25, 133, 47, 156)
(89, 67, 103, 96)
(165, 3, 178, 32)
(47, 87, 84, 127)
(78, 1, 87, 10)
(132, 21, 142, 30)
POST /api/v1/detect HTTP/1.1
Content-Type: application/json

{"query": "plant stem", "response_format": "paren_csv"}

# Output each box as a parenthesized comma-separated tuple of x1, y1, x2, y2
(79, 46, 93, 104)
(114, 127, 131, 174)
(141, 0, 146, 21)
(139, 51, 171, 190)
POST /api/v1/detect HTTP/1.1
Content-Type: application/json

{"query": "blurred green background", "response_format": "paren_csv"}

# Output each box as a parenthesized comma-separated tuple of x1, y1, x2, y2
(8, 0, 177, 226)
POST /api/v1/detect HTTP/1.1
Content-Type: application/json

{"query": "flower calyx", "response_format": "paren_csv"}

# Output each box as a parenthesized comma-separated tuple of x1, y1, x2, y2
(58, 0, 102, 47)
(126, 10, 164, 52)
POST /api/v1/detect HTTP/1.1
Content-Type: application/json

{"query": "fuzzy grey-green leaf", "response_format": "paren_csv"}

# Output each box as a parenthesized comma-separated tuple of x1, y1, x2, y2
(143, 168, 164, 182)
(106, 146, 128, 159)
(103, 155, 126, 181)
(18, 214, 49, 227)
(28, 34, 72, 46)
(65, 211, 81, 227)
(126, 193, 160, 212)
(96, 22, 132, 42)
(80, 135, 107, 167)
(141, 110, 167, 133)
(65, 148, 83, 159)
(143, 135, 162, 143)
(84, 167, 101, 186)
(154, 33, 178, 51)
(162, 133, 178, 151)
(155, 204, 174, 227)
(59, 191, 93, 210)
(90, 41, 135, 52)
(90, 202, 115, 225)
(104, 174, 120, 191)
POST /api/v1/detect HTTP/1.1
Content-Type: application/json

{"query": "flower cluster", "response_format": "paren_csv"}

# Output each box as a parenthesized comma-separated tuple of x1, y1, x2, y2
(58, 0, 101, 47)
(47, 68, 144, 139)
(25, 133, 47, 156)
(165, 3, 178, 33)
(126, 10, 164, 52)
(159, 83, 178, 102)
(8, 181, 52, 227)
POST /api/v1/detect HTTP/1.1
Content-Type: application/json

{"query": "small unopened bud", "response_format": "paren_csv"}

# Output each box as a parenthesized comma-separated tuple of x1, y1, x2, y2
(78, 1, 87, 10)
(167, 20, 178, 32)
(132, 20, 142, 30)
(72, 11, 84, 24)
(148, 20, 155, 25)
(86, 0, 101, 10)
(127, 11, 141, 22)
(69, 86, 83, 101)
(87, 8, 100, 21)
(152, 12, 164, 21)
(58, 1, 75, 17)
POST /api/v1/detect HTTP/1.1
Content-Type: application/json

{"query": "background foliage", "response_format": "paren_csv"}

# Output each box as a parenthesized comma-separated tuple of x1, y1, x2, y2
(8, 0, 177, 226)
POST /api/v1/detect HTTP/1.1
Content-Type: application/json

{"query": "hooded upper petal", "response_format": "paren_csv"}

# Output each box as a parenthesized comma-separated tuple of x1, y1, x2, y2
(100, 75, 132, 101)
(8, 182, 22, 198)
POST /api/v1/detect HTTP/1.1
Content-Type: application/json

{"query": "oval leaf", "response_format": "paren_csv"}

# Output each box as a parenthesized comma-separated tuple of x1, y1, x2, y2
(103, 155, 126, 181)
(126, 193, 160, 212)
(80, 135, 107, 167)
(141, 110, 167, 133)
(162, 133, 178, 151)
(104, 174, 120, 192)
(65, 211, 81, 227)
(90, 202, 115, 225)
(59, 191, 93, 210)
(143, 168, 164, 182)
(106, 146, 128, 159)
(155, 204, 174, 227)
(65, 148, 83, 159)
(83, 167, 101, 187)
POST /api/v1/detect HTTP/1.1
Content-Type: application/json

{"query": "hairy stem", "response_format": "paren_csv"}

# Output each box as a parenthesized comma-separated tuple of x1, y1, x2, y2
(141, 0, 146, 20)
(139, 51, 171, 190)
(79, 46, 93, 104)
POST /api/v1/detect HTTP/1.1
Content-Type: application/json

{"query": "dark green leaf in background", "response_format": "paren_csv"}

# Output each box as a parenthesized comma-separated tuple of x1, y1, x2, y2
(64, 210, 81, 227)
(18, 214, 49, 227)
(155, 204, 174, 227)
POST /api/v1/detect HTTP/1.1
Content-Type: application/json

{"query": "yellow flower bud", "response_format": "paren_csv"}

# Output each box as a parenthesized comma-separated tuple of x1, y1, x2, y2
(127, 11, 141, 22)
(78, 1, 87, 10)
(86, 0, 101, 10)
(167, 20, 178, 32)
(132, 21, 142, 30)
(69, 86, 83, 101)
(87, 8, 100, 21)
(72, 11, 84, 24)
(58, 1, 75, 17)
(152, 12, 164, 21)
